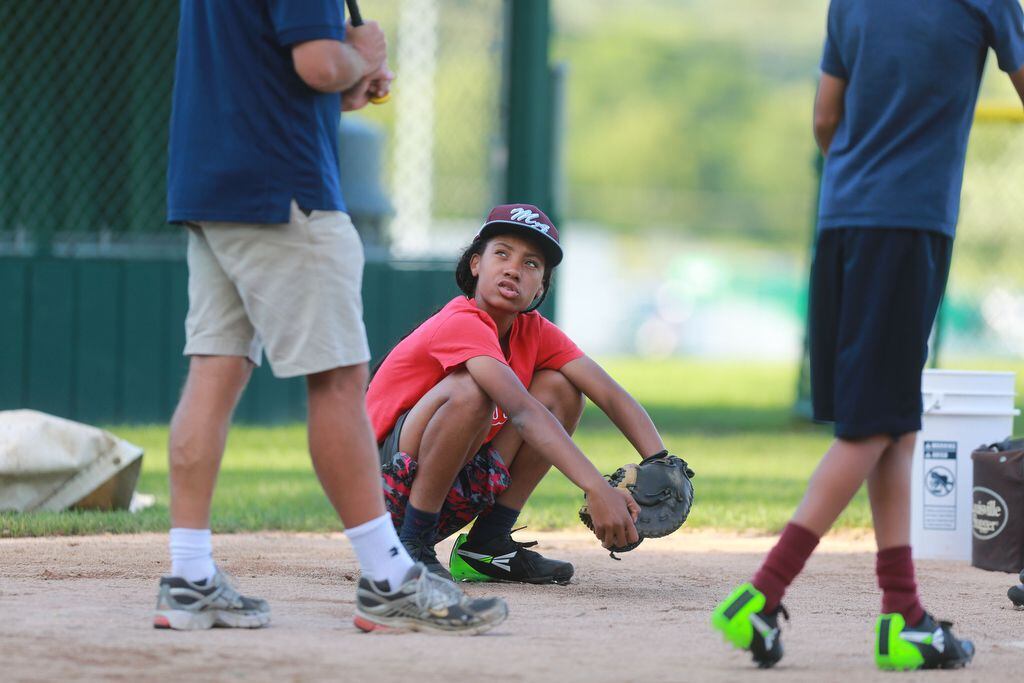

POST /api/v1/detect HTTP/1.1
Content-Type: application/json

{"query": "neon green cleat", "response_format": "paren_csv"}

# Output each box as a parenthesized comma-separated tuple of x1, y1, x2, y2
(448, 534, 495, 582)
(448, 532, 574, 584)
(875, 612, 975, 671)
(710, 583, 787, 668)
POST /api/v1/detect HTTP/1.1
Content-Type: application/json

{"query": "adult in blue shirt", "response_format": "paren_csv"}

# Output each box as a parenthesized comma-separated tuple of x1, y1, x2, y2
(713, 0, 1024, 671)
(157, 0, 507, 636)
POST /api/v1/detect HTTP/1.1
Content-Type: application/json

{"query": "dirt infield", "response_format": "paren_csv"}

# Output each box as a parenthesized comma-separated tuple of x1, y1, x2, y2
(2, 530, 1021, 682)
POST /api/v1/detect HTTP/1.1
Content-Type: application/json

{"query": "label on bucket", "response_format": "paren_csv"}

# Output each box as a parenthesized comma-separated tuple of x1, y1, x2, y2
(923, 440, 957, 530)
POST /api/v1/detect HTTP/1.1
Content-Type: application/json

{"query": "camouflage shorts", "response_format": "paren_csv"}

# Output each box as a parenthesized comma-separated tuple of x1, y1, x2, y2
(381, 444, 512, 544)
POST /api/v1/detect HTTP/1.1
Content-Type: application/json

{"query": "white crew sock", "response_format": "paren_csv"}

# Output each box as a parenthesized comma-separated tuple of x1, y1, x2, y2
(344, 513, 415, 589)
(169, 528, 216, 583)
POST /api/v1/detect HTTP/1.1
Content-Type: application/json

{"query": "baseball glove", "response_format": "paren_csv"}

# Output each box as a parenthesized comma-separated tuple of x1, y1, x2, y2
(579, 450, 695, 555)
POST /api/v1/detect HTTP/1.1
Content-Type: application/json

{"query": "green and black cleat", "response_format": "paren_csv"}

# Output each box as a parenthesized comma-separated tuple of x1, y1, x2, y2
(875, 612, 975, 671)
(448, 532, 574, 585)
(710, 583, 788, 669)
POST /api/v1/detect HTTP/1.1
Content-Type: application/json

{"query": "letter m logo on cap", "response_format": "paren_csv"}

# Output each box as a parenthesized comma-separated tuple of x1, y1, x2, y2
(509, 207, 550, 234)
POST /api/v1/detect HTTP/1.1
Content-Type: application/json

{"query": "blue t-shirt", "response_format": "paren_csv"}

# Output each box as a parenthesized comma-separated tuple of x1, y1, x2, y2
(818, 0, 1024, 237)
(168, 0, 348, 224)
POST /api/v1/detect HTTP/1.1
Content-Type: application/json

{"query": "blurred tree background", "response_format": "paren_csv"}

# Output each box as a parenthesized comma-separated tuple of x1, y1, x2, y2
(355, 0, 1023, 251)
(553, 0, 826, 244)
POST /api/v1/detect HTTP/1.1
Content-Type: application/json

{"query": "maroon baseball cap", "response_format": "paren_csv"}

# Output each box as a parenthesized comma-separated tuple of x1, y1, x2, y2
(477, 203, 563, 267)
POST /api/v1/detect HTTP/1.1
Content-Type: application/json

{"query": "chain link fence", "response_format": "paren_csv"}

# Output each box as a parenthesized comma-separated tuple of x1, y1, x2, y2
(0, 1, 514, 423)
(364, 0, 508, 255)
(0, 0, 177, 255)
(0, 0, 508, 257)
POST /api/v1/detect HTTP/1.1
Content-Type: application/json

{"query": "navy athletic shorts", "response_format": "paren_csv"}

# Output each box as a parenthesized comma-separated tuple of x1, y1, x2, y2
(809, 228, 952, 439)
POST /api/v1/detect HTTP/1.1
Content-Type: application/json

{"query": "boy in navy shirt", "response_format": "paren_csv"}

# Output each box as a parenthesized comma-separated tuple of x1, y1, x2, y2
(713, 0, 1024, 671)
(157, 1, 506, 635)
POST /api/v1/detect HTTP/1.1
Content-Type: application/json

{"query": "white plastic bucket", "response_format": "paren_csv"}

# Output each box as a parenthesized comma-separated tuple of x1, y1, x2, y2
(911, 370, 1019, 561)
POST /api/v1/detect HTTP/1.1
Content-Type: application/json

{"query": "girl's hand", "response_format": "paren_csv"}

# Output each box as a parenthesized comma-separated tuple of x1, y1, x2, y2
(584, 483, 639, 550)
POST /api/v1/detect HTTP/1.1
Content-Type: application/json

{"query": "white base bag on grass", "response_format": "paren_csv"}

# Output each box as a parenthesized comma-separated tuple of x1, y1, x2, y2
(0, 410, 144, 512)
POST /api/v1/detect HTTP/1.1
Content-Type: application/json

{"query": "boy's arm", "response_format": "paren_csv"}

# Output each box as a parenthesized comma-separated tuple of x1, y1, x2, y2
(558, 356, 666, 458)
(463, 355, 639, 549)
(1010, 65, 1024, 108)
(813, 73, 846, 157)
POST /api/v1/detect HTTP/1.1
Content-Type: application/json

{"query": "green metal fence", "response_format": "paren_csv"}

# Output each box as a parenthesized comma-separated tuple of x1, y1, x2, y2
(0, 1, 532, 248)
(0, 1, 452, 423)
(0, 256, 461, 423)
(0, 1, 557, 423)
(0, 1, 177, 247)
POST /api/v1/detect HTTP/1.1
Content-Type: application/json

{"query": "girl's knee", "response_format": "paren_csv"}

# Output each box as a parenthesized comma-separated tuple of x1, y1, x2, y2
(531, 370, 584, 424)
(446, 370, 495, 420)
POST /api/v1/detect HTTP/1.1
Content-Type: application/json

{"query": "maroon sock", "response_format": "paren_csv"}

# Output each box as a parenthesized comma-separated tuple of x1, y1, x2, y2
(876, 545, 925, 626)
(751, 523, 821, 612)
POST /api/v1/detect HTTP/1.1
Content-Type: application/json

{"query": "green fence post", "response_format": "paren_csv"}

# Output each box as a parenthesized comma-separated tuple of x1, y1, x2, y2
(930, 302, 945, 369)
(504, 0, 552, 212)
(793, 152, 823, 419)
(504, 0, 560, 321)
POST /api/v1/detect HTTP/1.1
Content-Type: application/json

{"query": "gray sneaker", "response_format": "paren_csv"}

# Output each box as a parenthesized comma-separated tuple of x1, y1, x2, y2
(154, 569, 271, 630)
(354, 563, 508, 634)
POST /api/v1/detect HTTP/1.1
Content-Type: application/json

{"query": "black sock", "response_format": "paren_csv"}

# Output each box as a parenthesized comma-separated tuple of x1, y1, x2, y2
(468, 503, 521, 545)
(399, 504, 439, 545)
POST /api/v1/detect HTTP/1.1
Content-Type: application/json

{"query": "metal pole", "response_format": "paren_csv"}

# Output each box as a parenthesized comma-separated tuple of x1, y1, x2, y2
(504, 0, 552, 214)
(793, 152, 824, 419)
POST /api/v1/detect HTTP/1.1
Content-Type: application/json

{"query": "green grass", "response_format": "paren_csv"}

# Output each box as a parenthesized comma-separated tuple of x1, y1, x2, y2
(0, 425, 341, 537)
(530, 359, 849, 532)
(4, 358, 1023, 537)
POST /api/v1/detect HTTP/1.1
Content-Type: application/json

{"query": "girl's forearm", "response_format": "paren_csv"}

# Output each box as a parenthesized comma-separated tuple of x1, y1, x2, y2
(600, 390, 665, 458)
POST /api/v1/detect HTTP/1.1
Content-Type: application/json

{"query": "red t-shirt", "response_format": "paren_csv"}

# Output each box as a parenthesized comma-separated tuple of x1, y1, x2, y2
(367, 296, 584, 444)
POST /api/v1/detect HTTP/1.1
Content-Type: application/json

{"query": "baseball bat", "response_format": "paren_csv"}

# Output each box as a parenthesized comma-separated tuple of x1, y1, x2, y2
(344, 0, 390, 105)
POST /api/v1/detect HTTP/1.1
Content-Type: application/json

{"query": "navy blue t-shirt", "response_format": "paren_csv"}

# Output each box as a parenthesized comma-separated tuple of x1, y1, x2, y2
(168, 0, 348, 224)
(818, 0, 1024, 237)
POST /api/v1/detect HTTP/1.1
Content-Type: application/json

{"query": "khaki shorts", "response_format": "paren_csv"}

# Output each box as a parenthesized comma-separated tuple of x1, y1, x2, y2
(183, 201, 370, 378)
